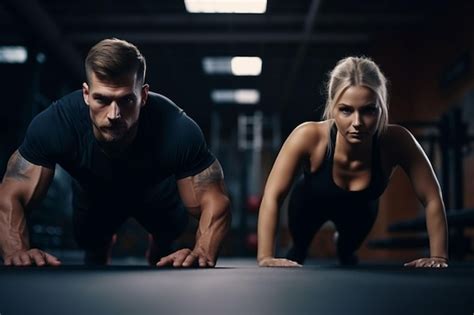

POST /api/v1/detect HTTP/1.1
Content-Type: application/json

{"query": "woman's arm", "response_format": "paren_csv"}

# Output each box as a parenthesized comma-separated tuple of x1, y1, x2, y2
(390, 125, 448, 267)
(258, 123, 319, 267)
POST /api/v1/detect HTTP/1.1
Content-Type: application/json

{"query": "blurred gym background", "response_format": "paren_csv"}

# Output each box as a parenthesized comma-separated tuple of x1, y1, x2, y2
(0, 0, 473, 264)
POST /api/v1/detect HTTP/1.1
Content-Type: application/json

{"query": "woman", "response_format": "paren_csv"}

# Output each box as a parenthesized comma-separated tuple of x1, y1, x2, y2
(257, 57, 448, 268)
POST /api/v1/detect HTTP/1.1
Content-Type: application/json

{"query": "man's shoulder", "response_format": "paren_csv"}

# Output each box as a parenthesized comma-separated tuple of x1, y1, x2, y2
(144, 92, 197, 131)
(53, 90, 85, 110)
(143, 92, 204, 142)
(42, 90, 87, 128)
(147, 92, 184, 115)
(20, 91, 85, 167)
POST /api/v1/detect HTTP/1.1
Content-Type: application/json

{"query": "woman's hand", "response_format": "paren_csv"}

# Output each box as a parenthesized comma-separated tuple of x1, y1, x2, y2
(404, 257, 448, 268)
(258, 257, 302, 268)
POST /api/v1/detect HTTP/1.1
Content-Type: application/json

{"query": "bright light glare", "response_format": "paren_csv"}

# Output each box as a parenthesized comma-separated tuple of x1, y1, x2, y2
(211, 90, 235, 103)
(231, 57, 262, 76)
(211, 89, 260, 104)
(235, 89, 260, 104)
(203, 56, 262, 76)
(203, 57, 232, 74)
(0, 46, 27, 63)
(185, 0, 267, 14)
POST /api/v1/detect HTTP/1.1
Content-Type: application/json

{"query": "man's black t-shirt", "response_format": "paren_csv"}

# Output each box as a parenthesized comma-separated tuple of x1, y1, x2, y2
(19, 90, 215, 206)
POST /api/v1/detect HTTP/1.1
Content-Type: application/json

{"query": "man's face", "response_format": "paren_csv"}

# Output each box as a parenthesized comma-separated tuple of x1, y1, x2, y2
(82, 72, 149, 144)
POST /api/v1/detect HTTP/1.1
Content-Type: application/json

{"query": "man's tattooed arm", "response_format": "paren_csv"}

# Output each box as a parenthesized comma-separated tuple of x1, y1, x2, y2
(176, 160, 231, 266)
(0, 151, 56, 262)
(4, 151, 33, 181)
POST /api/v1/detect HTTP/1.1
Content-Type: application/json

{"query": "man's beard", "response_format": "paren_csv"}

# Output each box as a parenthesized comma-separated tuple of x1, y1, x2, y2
(93, 121, 139, 157)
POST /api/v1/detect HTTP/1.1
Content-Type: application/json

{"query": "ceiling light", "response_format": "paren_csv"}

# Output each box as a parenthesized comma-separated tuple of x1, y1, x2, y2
(211, 89, 260, 104)
(0, 46, 27, 63)
(185, 0, 267, 14)
(203, 57, 231, 74)
(235, 89, 260, 104)
(211, 90, 235, 103)
(203, 56, 262, 75)
(231, 57, 262, 76)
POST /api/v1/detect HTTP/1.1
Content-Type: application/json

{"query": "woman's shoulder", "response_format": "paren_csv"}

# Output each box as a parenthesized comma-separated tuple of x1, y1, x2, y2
(379, 124, 419, 162)
(291, 120, 331, 140)
(284, 120, 330, 156)
(381, 124, 415, 144)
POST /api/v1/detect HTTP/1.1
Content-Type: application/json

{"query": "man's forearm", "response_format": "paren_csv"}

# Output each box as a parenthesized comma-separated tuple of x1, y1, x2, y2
(0, 198, 30, 257)
(193, 196, 231, 261)
(0, 151, 53, 260)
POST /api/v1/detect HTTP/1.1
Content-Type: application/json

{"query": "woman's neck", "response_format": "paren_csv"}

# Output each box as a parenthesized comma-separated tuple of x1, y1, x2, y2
(334, 131, 373, 164)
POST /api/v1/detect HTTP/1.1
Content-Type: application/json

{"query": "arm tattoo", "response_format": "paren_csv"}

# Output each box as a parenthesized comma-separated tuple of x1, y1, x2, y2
(4, 152, 32, 181)
(193, 161, 224, 189)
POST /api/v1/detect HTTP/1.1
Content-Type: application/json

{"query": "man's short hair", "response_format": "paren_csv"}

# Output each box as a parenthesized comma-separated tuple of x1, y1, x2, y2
(85, 38, 146, 85)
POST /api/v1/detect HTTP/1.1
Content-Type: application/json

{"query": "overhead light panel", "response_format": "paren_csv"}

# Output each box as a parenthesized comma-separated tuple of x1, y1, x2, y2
(231, 57, 262, 76)
(211, 89, 260, 104)
(0, 46, 27, 63)
(211, 90, 235, 103)
(203, 57, 232, 74)
(234, 89, 260, 104)
(185, 0, 267, 14)
(203, 56, 262, 76)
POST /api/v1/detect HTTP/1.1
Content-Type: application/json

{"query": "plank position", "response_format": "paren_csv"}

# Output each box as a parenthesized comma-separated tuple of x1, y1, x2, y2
(0, 38, 231, 267)
(258, 57, 448, 268)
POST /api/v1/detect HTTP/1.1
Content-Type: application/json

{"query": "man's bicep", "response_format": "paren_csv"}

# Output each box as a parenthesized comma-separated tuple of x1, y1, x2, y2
(177, 160, 226, 210)
(2, 150, 54, 205)
(4, 150, 36, 181)
(192, 160, 224, 189)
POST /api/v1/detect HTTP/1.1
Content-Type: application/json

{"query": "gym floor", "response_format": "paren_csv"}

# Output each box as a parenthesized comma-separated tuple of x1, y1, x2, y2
(1, 258, 473, 315)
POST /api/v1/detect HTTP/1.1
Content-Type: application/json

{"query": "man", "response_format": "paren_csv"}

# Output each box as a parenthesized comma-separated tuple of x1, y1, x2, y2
(0, 38, 231, 267)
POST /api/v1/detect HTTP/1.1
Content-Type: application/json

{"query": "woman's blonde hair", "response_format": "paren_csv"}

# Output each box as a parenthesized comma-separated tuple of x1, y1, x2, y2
(323, 56, 389, 152)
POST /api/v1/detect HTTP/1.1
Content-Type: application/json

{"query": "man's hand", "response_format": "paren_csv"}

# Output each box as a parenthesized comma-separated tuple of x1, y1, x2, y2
(156, 248, 215, 268)
(404, 257, 448, 268)
(258, 257, 302, 268)
(3, 249, 61, 266)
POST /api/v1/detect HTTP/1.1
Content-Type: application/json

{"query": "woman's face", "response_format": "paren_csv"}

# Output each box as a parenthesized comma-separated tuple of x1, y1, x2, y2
(333, 85, 380, 144)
